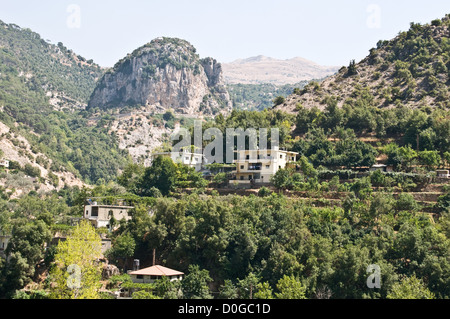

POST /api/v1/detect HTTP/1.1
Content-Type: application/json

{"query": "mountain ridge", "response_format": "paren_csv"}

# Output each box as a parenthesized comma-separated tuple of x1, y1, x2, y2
(88, 37, 232, 116)
(222, 55, 340, 85)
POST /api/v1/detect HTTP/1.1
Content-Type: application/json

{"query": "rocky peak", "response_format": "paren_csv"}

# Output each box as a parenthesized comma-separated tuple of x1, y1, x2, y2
(88, 37, 232, 116)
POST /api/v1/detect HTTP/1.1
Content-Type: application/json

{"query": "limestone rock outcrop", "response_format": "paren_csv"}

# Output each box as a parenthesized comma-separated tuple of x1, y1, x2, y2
(88, 37, 232, 116)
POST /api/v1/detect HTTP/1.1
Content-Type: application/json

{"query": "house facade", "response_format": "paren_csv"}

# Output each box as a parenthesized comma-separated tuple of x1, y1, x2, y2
(84, 201, 134, 229)
(232, 147, 299, 184)
(0, 159, 9, 169)
(370, 164, 394, 172)
(436, 170, 449, 178)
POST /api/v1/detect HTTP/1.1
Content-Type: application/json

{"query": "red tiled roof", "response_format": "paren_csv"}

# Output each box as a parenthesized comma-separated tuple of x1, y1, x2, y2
(129, 265, 184, 277)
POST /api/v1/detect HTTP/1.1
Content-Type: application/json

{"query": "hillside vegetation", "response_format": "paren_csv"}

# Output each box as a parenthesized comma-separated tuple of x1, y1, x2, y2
(0, 15, 449, 301)
(0, 20, 129, 184)
(277, 15, 450, 114)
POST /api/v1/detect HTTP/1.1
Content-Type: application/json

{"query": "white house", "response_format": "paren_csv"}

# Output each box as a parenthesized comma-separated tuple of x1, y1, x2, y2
(0, 159, 9, 169)
(370, 164, 394, 172)
(128, 265, 184, 284)
(436, 170, 449, 178)
(231, 147, 299, 184)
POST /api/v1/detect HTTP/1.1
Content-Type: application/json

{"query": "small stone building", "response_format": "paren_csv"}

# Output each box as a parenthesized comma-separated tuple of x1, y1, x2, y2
(84, 201, 134, 229)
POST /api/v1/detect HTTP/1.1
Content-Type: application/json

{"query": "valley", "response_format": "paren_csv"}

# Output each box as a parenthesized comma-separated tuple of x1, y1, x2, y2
(0, 13, 449, 302)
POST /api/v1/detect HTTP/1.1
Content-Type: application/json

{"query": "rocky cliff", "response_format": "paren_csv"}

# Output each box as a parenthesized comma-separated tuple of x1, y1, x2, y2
(88, 37, 232, 116)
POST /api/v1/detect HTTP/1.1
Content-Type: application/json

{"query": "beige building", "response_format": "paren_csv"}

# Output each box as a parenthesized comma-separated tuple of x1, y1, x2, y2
(129, 265, 184, 284)
(84, 201, 134, 229)
(232, 147, 299, 184)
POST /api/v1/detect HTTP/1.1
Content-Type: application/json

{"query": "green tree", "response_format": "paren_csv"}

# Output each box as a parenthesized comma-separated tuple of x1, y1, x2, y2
(181, 265, 213, 299)
(49, 220, 103, 299)
(418, 150, 441, 170)
(275, 275, 307, 299)
(137, 156, 177, 196)
(387, 276, 435, 299)
(237, 272, 260, 299)
(0, 220, 51, 297)
(254, 282, 274, 299)
(218, 280, 238, 299)
(273, 96, 286, 106)
(395, 193, 420, 212)
(117, 163, 145, 193)
(105, 232, 136, 272)
(347, 59, 358, 76)
(271, 168, 291, 190)
(132, 290, 161, 299)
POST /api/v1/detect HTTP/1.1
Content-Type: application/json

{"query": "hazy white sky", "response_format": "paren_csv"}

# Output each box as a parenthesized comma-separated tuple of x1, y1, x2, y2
(1, 0, 449, 67)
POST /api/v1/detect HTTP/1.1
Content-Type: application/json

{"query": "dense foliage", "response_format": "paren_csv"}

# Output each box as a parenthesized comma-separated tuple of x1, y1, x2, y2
(109, 190, 449, 299)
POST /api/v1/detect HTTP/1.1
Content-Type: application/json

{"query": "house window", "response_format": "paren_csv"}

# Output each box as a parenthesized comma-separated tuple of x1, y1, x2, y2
(280, 155, 283, 159)
(248, 175, 252, 180)
(108, 210, 113, 218)
(240, 165, 244, 169)
(185, 157, 190, 161)
(91, 207, 98, 217)
(137, 275, 143, 279)
(240, 176, 244, 180)
(127, 211, 132, 217)
(246, 155, 250, 160)
(291, 157, 295, 161)
(266, 165, 270, 169)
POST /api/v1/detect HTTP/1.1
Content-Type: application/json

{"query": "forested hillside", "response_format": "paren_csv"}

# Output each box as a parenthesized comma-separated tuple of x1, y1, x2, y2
(0, 14, 449, 301)
(227, 81, 309, 111)
(276, 15, 450, 114)
(0, 20, 129, 184)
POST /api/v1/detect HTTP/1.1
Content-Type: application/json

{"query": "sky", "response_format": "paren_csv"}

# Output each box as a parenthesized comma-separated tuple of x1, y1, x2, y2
(1, 0, 449, 68)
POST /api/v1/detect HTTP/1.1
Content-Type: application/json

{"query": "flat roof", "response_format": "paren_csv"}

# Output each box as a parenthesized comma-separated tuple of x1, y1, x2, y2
(87, 205, 134, 209)
(129, 265, 184, 277)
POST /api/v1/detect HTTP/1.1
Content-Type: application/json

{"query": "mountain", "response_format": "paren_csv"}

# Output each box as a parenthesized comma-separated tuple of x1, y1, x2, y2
(88, 37, 232, 116)
(0, 20, 104, 109)
(0, 20, 129, 186)
(222, 55, 340, 85)
(227, 81, 309, 111)
(274, 15, 450, 114)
